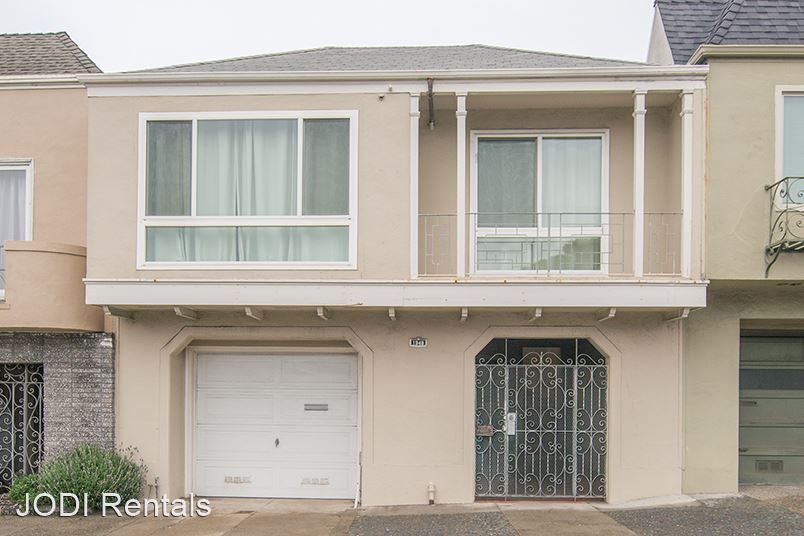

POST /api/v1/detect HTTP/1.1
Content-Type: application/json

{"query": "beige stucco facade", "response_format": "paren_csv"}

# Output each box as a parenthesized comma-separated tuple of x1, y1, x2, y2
(84, 69, 708, 505)
(681, 54, 804, 495)
(0, 84, 103, 332)
(114, 309, 684, 506)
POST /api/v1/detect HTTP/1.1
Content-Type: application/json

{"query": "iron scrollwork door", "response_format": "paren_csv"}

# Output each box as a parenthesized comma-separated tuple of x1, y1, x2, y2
(475, 338, 607, 499)
(0, 364, 44, 492)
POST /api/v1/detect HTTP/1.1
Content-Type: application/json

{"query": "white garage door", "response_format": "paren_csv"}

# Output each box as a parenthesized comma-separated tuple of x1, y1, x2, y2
(193, 353, 358, 499)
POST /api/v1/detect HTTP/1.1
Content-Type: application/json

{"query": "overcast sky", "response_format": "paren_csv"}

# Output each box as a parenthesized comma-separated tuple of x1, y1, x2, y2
(3, 0, 656, 72)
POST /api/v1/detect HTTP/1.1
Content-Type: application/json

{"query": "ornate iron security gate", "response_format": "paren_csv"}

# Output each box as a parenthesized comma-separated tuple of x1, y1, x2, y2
(0, 364, 44, 492)
(475, 339, 606, 499)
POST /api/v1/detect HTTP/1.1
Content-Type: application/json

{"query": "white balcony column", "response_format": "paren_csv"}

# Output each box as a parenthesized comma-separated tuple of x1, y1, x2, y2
(456, 93, 468, 276)
(680, 90, 695, 279)
(632, 90, 648, 278)
(410, 94, 421, 279)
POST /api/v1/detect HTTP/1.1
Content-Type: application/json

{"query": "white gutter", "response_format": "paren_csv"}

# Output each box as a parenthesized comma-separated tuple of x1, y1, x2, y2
(0, 74, 83, 88)
(77, 65, 708, 86)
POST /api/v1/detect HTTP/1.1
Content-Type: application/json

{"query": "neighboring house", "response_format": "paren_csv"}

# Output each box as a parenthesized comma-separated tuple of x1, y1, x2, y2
(81, 44, 707, 505)
(649, 1, 804, 492)
(0, 33, 112, 491)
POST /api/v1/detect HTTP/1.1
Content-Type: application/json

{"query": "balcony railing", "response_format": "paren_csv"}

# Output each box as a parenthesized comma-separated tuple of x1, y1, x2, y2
(0, 245, 5, 294)
(765, 176, 804, 276)
(419, 212, 681, 277)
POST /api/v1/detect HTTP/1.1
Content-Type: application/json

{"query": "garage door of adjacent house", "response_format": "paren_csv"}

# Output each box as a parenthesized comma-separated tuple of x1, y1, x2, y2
(740, 335, 804, 484)
(193, 353, 359, 499)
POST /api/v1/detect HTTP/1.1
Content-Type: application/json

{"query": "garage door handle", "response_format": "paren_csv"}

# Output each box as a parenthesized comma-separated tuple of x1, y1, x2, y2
(275, 438, 279, 447)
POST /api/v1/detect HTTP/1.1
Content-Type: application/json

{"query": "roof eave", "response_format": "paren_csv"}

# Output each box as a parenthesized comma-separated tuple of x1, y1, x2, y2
(689, 44, 804, 65)
(78, 65, 709, 85)
(0, 73, 83, 87)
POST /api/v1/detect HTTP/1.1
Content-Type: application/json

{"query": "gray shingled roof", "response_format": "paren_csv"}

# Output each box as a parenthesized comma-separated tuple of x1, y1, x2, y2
(140, 44, 643, 73)
(657, 0, 804, 64)
(0, 32, 100, 75)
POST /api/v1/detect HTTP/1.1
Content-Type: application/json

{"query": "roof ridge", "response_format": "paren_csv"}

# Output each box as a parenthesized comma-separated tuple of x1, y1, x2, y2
(705, 0, 744, 45)
(137, 43, 644, 73)
(133, 46, 339, 73)
(55, 31, 102, 73)
(470, 43, 645, 65)
(0, 31, 69, 37)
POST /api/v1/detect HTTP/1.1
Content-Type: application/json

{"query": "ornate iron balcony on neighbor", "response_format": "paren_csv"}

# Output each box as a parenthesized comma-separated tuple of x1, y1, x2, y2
(766, 176, 804, 277)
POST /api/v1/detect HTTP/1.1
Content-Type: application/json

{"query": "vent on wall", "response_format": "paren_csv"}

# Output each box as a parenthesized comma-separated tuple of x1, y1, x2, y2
(756, 460, 784, 473)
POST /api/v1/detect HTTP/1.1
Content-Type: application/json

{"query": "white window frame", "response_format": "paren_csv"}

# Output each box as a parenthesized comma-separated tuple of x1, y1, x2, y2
(137, 110, 359, 270)
(775, 88, 804, 211)
(0, 159, 34, 300)
(469, 129, 610, 276)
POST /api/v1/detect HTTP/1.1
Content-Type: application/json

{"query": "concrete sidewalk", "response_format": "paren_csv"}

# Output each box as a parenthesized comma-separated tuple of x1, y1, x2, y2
(2, 488, 804, 536)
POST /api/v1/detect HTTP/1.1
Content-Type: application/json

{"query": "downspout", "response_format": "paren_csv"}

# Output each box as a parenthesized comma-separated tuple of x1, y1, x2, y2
(426, 77, 435, 130)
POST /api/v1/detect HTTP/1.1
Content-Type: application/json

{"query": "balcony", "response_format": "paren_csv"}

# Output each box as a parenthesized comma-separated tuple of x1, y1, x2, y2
(420, 212, 681, 278)
(0, 241, 103, 331)
(765, 177, 804, 276)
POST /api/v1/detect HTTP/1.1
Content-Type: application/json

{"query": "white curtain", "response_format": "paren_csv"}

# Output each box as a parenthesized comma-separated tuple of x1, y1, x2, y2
(542, 138, 602, 227)
(146, 121, 191, 216)
(477, 139, 537, 227)
(145, 118, 351, 263)
(197, 119, 297, 216)
(0, 169, 26, 285)
(784, 96, 804, 204)
(302, 119, 350, 215)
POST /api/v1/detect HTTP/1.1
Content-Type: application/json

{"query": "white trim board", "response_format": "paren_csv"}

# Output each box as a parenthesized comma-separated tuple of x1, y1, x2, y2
(85, 280, 707, 309)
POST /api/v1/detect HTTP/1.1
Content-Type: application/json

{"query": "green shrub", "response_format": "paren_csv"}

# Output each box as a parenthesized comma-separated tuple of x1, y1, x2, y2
(8, 472, 40, 508)
(12, 444, 146, 513)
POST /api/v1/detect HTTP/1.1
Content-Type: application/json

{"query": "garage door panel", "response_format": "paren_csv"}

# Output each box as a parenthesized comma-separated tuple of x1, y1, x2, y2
(194, 353, 358, 499)
(197, 355, 281, 387)
(280, 356, 357, 387)
(740, 394, 804, 425)
(197, 391, 276, 423)
(279, 392, 357, 424)
(197, 426, 357, 462)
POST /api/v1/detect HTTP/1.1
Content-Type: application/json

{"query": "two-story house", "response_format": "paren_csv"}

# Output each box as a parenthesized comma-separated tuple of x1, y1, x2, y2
(80, 45, 708, 506)
(649, 0, 804, 495)
(0, 33, 112, 492)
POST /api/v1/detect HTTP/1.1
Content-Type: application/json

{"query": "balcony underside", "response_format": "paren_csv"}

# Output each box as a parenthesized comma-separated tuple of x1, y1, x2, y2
(86, 279, 706, 310)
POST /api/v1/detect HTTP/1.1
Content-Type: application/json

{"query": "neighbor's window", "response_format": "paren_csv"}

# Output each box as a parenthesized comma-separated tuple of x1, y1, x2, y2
(0, 162, 31, 291)
(474, 134, 604, 272)
(142, 114, 354, 265)
(782, 95, 804, 205)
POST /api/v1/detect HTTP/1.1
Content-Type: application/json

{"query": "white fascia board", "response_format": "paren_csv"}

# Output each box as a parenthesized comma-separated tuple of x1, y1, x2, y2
(0, 74, 83, 90)
(82, 66, 707, 97)
(85, 280, 707, 309)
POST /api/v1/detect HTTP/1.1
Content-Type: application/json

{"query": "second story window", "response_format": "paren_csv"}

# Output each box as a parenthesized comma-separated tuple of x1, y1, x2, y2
(471, 131, 607, 273)
(140, 112, 357, 268)
(0, 161, 32, 292)
(782, 95, 804, 206)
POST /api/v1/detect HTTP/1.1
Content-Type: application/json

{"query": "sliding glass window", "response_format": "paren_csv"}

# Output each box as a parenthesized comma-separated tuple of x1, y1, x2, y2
(474, 133, 605, 273)
(141, 113, 355, 267)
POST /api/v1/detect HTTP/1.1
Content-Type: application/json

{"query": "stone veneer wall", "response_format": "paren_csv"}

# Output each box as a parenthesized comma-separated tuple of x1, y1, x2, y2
(0, 332, 115, 458)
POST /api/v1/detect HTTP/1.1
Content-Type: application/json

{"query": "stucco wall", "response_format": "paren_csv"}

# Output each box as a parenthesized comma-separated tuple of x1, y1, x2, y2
(706, 59, 804, 280)
(86, 93, 410, 281)
(114, 309, 683, 505)
(682, 282, 804, 494)
(0, 88, 89, 246)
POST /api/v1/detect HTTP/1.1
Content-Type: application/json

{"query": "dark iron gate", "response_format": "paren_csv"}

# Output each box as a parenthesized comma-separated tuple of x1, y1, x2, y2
(0, 364, 44, 492)
(475, 339, 607, 498)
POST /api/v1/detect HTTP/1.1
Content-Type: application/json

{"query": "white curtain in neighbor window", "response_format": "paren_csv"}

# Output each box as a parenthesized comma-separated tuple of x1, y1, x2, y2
(145, 226, 348, 263)
(784, 96, 804, 204)
(542, 137, 602, 226)
(0, 169, 27, 286)
(146, 121, 191, 216)
(302, 119, 350, 215)
(197, 119, 298, 216)
(477, 139, 537, 227)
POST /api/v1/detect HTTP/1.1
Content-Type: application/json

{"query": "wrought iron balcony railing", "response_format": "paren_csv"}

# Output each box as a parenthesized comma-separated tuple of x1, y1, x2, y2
(765, 177, 804, 276)
(419, 212, 681, 277)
